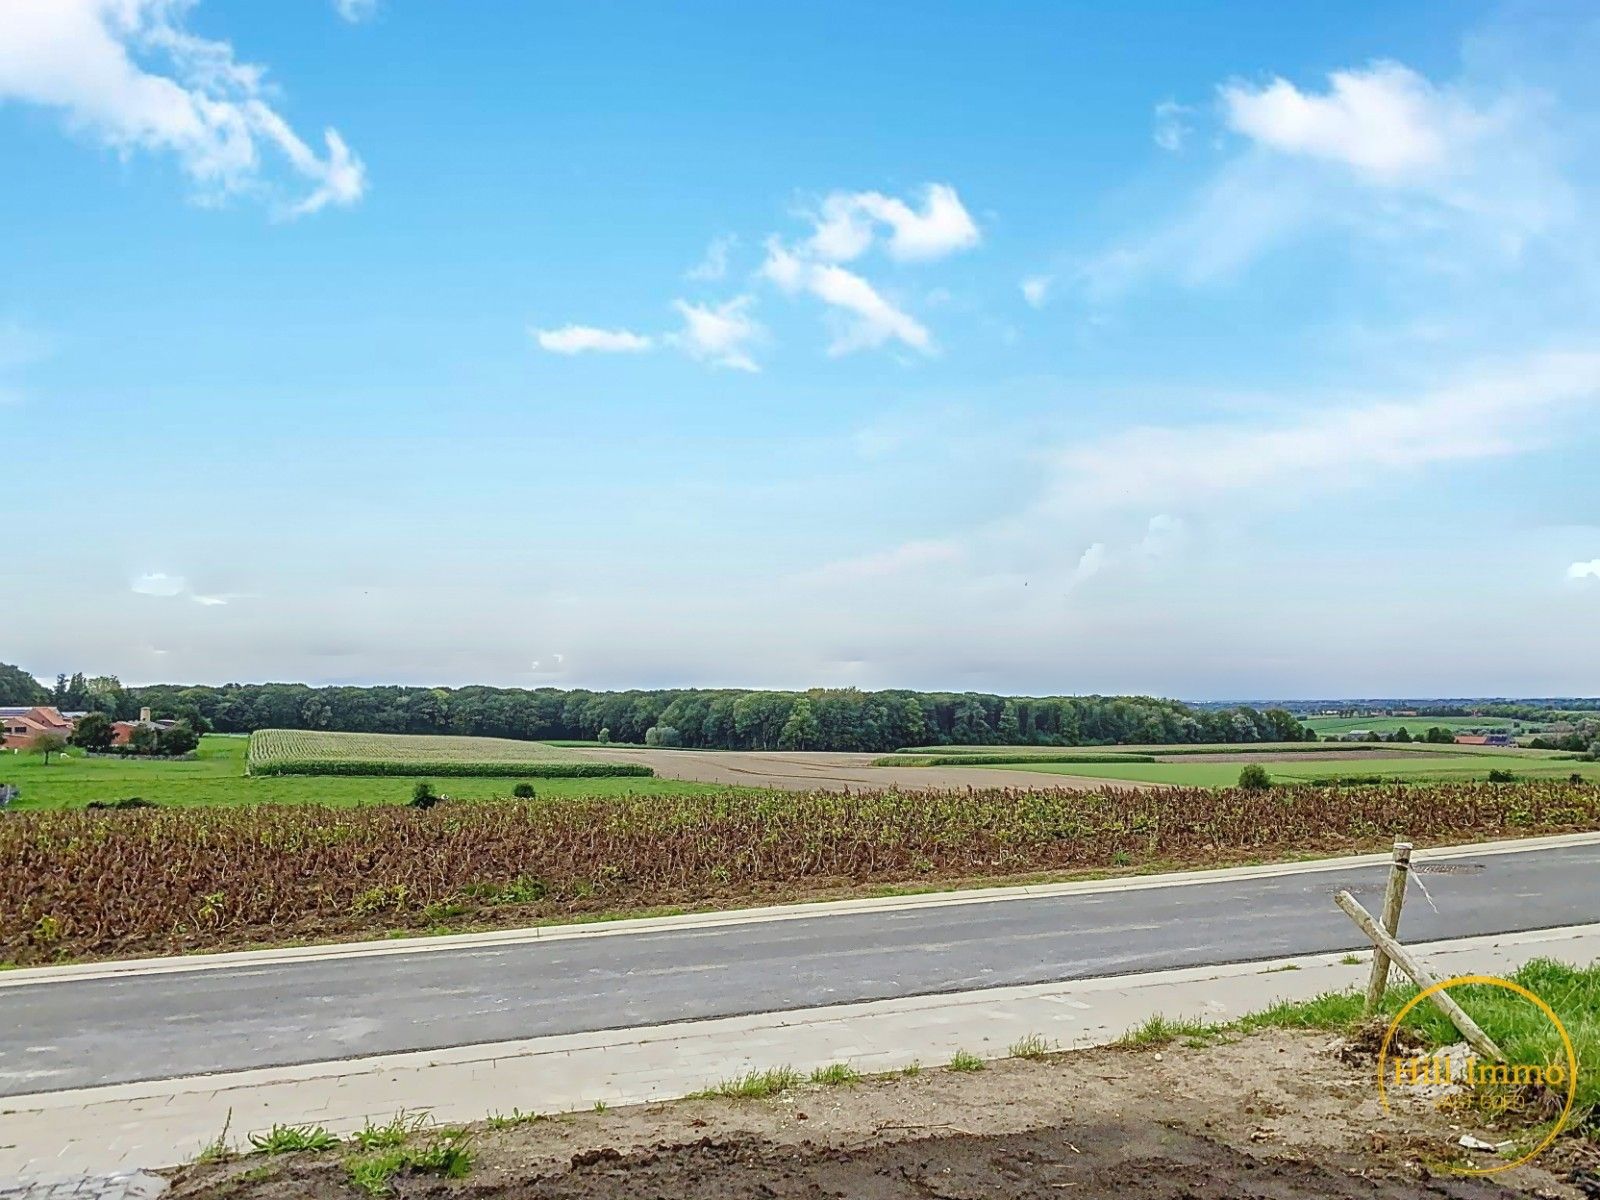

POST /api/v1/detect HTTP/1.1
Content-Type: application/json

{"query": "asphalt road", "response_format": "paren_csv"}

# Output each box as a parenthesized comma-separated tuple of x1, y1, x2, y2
(3, 842, 1596, 1096)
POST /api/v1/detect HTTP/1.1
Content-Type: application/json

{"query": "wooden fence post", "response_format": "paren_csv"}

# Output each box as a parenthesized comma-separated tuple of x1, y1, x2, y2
(1335, 889, 1505, 1063)
(1363, 840, 1412, 1016)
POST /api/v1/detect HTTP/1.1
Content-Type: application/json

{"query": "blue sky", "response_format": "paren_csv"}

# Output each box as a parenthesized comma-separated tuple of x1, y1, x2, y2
(4, 0, 1599, 698)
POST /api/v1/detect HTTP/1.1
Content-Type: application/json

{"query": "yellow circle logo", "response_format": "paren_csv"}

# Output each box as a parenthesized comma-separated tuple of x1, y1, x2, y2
(1377, 974, 1578, 1175)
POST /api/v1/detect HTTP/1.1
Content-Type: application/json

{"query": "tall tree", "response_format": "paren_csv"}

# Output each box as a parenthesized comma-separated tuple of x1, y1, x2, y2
(0, 663, 47, 706)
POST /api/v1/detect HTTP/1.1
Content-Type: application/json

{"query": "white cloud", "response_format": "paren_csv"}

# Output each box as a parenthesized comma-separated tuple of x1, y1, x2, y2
(805, 192, 876, 262)
(332, 0, 378, 22)
(1020, 276, 1052, 308)
(1136, 514, 1185, 560)
(131, 572, 186, 597)
(686, 234, 737, 282)
(805, 538, 963, 584)
(1153, 100, 1192, 151)
(0, 0, 366, 215)
(1046, 350, 1600, 513)
(805, 184, 980, 263)
(533, 325, 655, 355)
(1220, 62, 1476, 183)
(1568, 560, 1600, 580)
(1085, 58, 1570, 299)
(1068, 543, 1107, 588)
(763, 241, 931, 355)
(670, 296, 763, 371)
(189, 593, 229, 606)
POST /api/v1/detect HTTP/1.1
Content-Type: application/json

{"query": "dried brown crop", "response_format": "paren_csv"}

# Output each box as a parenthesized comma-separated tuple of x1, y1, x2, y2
(3, 780, 1596, 964)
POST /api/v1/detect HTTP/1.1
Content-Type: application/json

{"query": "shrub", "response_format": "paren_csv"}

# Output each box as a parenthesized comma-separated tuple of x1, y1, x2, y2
(157, 720, 199, 757)
(410, 781, 441, 809)
(512, 783, 536, 799)
(1238, 764, 1272, 791)
(68, 712, 115, 752)
(1487, 769, 1516, 783)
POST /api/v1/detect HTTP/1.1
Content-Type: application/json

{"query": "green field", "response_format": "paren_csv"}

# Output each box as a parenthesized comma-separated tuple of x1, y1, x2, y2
(0, 736, 726, 812)
(1301, 715, 1525, 736)
(890, 740, 1525, 760)
(993, 753, 1600, 787)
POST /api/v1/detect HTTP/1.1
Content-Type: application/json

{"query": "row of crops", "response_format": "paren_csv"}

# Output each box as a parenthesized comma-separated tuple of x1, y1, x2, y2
(6, 779, 1597, 963)
(246, 729, 653, 778)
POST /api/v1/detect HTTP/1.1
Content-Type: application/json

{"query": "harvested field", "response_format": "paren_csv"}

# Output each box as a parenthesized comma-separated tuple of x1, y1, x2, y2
(167, 1030, 1575, 1200)
(6, 779, 1599, 964)
(560, 747, 1149, 791)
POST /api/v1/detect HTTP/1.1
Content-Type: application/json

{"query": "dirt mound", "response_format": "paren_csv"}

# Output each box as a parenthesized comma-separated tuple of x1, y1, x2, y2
(498, 1125, 1516, 1200)
(170, 1032, 1572, 1200)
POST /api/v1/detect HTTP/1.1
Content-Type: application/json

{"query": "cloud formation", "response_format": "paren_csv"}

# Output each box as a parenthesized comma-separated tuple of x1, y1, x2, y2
(1046, 351, 1600, 514)
(0, 0, 366, 215)
(1152, 100, 1192, 151)
(131, 572, 186, 598)
(533, 325, 654, 355)
(671, 296, 763, 371)
(686, 234, 736, 282)
(1220, 62, 1473, 183)
(1569, 560, 1600, 581)
(763, 243, 931, 355)
(1083, 58, 1568, 298)
(332, 0, 378, 22)
(805, 184, 981, 263)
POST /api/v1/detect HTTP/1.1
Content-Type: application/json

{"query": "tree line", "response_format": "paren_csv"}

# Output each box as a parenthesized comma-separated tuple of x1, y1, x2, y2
(18, 673, 1316, 751)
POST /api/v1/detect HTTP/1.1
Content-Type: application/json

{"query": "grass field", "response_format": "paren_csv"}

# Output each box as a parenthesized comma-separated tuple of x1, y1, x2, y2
(992, 753, 1600, 787)
(893, 740, 1509, 757)
(247, 728, 652, 777)
(0, 736, 726, 812)
(1302, 715, 1526, 736)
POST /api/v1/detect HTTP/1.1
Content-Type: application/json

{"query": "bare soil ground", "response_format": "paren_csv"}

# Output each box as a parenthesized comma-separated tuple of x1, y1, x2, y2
(169, 1031, 1591, 1200)
(566, 748, 1163, 791)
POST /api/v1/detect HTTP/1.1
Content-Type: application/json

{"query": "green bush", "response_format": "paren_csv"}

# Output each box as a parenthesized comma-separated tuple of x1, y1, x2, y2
(410, 781, 440, 808)
(512, 782, 536, 799)
(1237, 764, 1272, 791)
(1487, 768, 1516, 783)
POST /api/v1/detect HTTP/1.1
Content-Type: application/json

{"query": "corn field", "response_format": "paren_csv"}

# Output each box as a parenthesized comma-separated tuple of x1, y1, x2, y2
(4, 779, 1596, 964)
(247, 728, 652, 778)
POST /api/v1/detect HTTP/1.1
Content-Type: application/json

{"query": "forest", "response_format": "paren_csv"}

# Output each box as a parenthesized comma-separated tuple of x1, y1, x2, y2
(20, 669, 1316, 752)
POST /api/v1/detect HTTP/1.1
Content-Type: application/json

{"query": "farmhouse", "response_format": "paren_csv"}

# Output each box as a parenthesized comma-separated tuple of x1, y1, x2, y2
(1, 706, 75, 750)
(112, 707, 175, 746)
(1455, 732, 1515, 747)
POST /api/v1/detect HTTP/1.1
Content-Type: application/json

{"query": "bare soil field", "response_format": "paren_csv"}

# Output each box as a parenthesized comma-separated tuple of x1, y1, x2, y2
(564, 747, 1162, 791)
(169, 1031, 1588, 1200)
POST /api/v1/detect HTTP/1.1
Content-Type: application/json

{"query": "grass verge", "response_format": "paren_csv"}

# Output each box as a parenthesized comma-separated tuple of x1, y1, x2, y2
(1120, 957, 1599, 1142)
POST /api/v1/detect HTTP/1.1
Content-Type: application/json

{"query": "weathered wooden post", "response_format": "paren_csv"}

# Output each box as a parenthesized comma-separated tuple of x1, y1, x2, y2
(1336, 889, 1505, 1062)
(1364, 839, 1412, 1016)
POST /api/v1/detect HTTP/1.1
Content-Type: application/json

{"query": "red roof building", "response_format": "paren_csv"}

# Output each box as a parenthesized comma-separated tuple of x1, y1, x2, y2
(1, 706, 75, 750)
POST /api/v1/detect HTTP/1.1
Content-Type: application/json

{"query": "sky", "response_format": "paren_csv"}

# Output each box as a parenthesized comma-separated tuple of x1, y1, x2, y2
(3, 0, 1599, 699)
